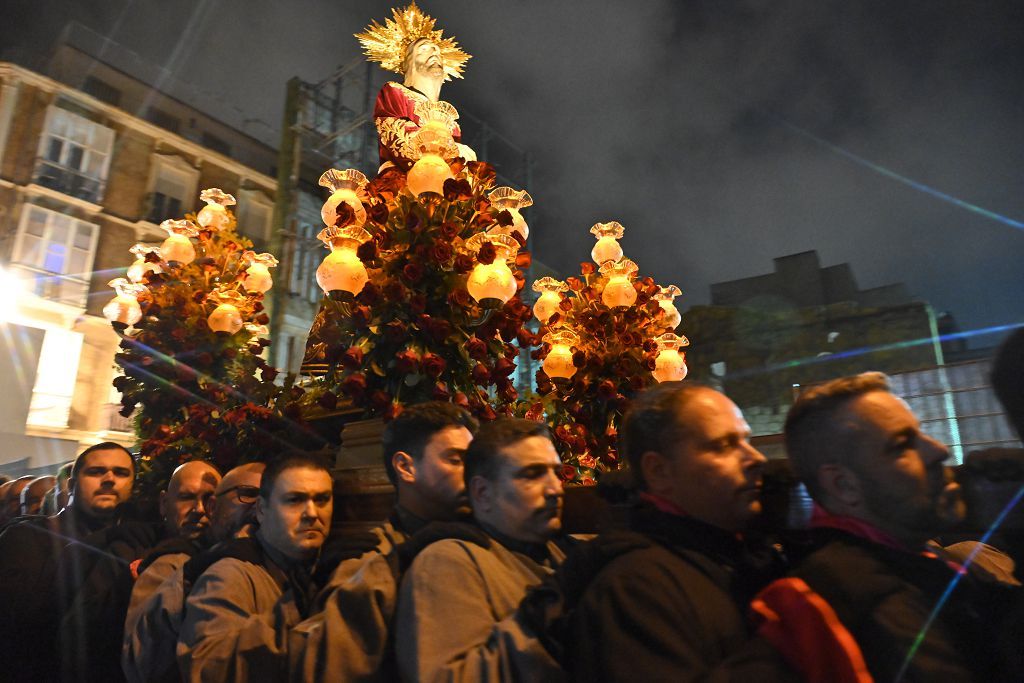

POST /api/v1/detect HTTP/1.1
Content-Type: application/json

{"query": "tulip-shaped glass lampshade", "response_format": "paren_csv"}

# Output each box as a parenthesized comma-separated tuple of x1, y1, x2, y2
(599, 258, 639, 308)
(407, 101, 459, 196)
(590, 221, 625, 265)
(653, 284, 683, 330)
(158, 219, 199, 264)
(244, 322, 269, 350)
(315, 226, 372, 295)
(196, 188, 236, 230)
(103, 278, 146, 327)
(652, 333, 690, 383)
(207, 289, 247, 334)
(126, 244, 162, 283)
(487, 187, 534, 240)
(465, 233, 519, 308)
(542, 328, 580, 380)
(242, 252, 279, 293)
(319, 169, 368, 228)
(531, 276, 568, 324)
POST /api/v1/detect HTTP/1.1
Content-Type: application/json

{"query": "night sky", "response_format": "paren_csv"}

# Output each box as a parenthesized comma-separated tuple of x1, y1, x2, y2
(3, 0, 1022, 347)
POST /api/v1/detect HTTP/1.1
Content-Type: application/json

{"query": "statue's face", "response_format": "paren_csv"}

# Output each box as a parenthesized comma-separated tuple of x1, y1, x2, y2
(406, 39, 443, 79)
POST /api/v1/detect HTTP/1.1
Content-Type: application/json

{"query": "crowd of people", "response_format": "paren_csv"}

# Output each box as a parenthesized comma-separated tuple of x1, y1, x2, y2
(0, 328, 1022, 682)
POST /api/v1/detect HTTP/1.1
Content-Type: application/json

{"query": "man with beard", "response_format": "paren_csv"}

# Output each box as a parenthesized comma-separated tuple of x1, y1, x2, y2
(395, 417, 566, 682)
(290, 402, 478, 681)
(764, 372, 1023, 681)
(123, 462, 265, 683)
(177, 454, 333, 682)
(558, 382, 798, 682)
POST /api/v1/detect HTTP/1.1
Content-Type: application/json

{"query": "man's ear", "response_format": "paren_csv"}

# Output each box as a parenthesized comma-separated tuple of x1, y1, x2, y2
(469, 474, 491, 513)
(639, 451, 671, 496)
(817, 463, 863, 509)
(393, 452, 416, 484)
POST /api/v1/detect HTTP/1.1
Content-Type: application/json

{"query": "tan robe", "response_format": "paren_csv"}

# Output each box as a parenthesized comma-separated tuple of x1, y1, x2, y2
(177, 557, 300, 682)
(289, 519, 408, 682)
(123, 552, 191, 683)
(395, 538, 566, 683)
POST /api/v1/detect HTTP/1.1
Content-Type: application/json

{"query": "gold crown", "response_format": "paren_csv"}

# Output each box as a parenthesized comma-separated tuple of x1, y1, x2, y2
(355, 2, 471, 80)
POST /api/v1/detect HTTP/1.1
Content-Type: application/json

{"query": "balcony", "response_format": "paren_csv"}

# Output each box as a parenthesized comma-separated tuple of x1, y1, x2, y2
(9, 263, 89, 309)
(32, 159, 105, 204)
(102, 403, 135, 434)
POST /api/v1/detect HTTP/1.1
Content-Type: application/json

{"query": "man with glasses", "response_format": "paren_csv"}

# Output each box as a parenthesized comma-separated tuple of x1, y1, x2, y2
(124, 462, 265, 683)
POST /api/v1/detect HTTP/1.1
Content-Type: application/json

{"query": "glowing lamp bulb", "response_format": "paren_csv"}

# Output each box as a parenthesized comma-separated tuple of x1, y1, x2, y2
(590, 221, 626, 265)
(159, 233, 195, 264)
(602, 275, 637, 308)
(407, 154, 453, 196)
(531, 276, 569, 325)
(467, 261, 517, 308)
(316, 246, 367, 295)
(243, 263, 273, 293)
(208, 303, 243, 334)
(127, 258, 160, 283)
(592, 236, 623, 265)
(103, 294, 142, 327)
(543, 343, 577, 380)
(659, 300, 681, 329)
(196, 188, 236, 230)
(319, 169, 369, 227)
(651, 333, 691, 383)
(533, 290, 561, 325)
(488, 187, 533, 240)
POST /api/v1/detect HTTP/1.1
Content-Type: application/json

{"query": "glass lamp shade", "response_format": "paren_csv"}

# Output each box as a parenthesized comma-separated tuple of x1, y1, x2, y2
(602, 276, 637, 308)
(590, 221, 626, 265)
(103, 294, 142, 327)
(159, 233, 195, 264)
(322, 189, 367, 228)
(197, 203, 228, 229)
(127, 258, 160, 283)
(543, 343, 577, 380)
(316, 246, 368, 295)
(208, 303, 243, 334)
(591, 236, 623, 265)
(467, 261, 517, 308)
(196, 188, 236, 229)
(653, 349, 688, 383)
(407, 154, 453, 196)
(532, 291, 562, 325)
(455, 142, 477, 162)
(488, 187, 533, 240)
(659, 300, 681, 329)
(243, 263, 273, 293)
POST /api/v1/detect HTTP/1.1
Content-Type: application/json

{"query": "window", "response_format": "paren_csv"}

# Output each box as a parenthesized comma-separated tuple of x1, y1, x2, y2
(290, 222, 323, 303)
(201, 132, 231, 156)
(26, 327, 83, 429)
(34, 106, 114, 203)
(236, 190, 274, 246)
(11, 205, 98, 307)
(82, 77, 121, 107)
(146, 156, 197, 224)
(143, 107, 180, 134)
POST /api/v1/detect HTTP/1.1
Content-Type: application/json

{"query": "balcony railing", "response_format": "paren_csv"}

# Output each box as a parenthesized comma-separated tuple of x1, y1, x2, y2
(32, 159, 106, 204)
(9, 263, 89, 308)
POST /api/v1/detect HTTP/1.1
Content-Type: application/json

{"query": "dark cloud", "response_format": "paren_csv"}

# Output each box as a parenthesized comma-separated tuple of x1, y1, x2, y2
(3, 0, 1021, 343)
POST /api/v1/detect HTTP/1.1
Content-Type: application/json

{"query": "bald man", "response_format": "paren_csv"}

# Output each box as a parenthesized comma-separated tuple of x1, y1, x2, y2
(0, 476, 33, 526)
(123, 462, 266, 683)
(20, 475, 56, 517)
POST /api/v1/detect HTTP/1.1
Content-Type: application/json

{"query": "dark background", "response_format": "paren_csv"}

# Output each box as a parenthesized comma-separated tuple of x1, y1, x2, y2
(3, 0, 1022, 346)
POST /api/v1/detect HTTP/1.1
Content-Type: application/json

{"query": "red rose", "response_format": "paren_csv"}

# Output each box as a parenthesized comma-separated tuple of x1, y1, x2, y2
(449, 288, 471, 308)
(383, 321, 408, 343)
(383, 281, 409, 302)
(431, 242, 454, 264)
(558, 299, 573, 312)
(516, 329, 536, 347)
(341, 372, 367, 397)
(471, 363, 491, 385)
(495, 209, 514, 227)
(409, 293, 427, 315)
(525, 402, 544, 421)
(402, 262, 424, 283)
(454, 253, 475, 274)
(492, 357, 516, 379)
(580, 262, 596, 276)
(333, 202, 356, 228)
(566, 277, 584, 292)
(453, 392, 470, 407)
(515, 251, 531, 269)
(559, 464, 578, 481)
(421, 352, 446, 378)
(645, 356, 657, 371)
(431, 381, 451, 401)
(476, 242, 497, 265)
(356, 240, 377, 262)
(621, 331, 641, 347)
(513, 269, 525, 291)
(467, 161, 496, 185)
(642, 339, 658, 353)
(352, 305, 372, 327)
(597, 380, 617, 399)
(395, 349, 420, 374)
(341, 346, 364, 369)
(357, 282, 380, 305)
(368, 203, 389, 225)
(438, 222, 460, 241)
(255, 313, 270, 325)
(443, 178, 473, 202)
(475, 402, 497, 421)
(466, 337, 488, 361)
(572, 350, 586, 368)
(498, 383, 517, 403)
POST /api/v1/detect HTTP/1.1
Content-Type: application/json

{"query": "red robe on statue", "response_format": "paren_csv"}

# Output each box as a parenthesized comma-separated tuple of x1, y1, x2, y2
(373, 82, 462, 170)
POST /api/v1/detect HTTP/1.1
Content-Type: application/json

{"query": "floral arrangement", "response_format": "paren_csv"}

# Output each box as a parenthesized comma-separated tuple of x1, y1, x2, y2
(301, 159, 537, 422)
(527, 222, 688, 483)
(105, 189, 324, 499)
